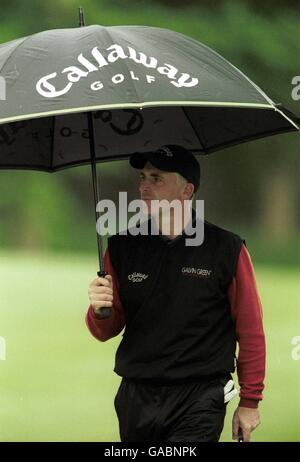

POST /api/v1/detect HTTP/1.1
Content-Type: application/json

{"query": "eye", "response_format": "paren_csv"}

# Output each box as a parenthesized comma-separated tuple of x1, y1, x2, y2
(152, 175, 161, 183)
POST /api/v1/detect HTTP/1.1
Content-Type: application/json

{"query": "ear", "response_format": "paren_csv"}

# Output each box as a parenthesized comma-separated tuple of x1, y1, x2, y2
(182, 182, 194, 200)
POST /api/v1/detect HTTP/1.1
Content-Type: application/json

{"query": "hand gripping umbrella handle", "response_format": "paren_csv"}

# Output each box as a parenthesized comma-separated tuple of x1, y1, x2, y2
(93, 270, 112, 319)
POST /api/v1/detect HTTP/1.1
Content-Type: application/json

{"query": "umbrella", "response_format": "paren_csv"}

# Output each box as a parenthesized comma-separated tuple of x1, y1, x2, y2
(0, 9, 299, 318)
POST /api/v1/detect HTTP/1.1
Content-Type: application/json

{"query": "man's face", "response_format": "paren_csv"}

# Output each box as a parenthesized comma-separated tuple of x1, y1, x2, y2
(138, 162, 188, 209)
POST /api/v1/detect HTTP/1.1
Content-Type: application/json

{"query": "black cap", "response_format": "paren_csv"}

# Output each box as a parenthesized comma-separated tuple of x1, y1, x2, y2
(129, 145, 200, 192)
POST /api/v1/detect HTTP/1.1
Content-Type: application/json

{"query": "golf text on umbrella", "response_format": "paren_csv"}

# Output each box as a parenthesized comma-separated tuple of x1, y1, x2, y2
(36, 44, 199, 98)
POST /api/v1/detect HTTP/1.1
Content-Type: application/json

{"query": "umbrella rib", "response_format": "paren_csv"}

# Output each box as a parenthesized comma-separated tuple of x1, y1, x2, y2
(181, 107, 207, 154)
(221, 55, 299, 131)
(181, 34, 276, 107)
(0, 35, 34, 74)
(273, 106, 300, 130)
(104, 28, 141, 103)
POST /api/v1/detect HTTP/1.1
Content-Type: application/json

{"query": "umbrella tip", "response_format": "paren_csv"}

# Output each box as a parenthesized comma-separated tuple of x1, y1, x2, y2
(79, 7, 86, 27)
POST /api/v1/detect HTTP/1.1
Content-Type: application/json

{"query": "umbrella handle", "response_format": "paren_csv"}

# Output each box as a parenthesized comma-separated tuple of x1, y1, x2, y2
(93, 270, 112, 319)
(238, 428, 244, 442)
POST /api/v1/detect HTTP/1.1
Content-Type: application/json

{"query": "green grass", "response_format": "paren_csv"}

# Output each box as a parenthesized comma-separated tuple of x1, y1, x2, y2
(0, 251, 299, 442)
(221, 264, 300, 442)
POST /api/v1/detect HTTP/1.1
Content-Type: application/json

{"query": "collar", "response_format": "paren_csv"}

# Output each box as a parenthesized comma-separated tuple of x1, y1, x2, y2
(148, 208, 198, 244)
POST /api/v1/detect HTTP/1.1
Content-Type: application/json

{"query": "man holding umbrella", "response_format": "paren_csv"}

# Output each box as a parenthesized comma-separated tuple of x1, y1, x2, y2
(86, 144, 265, 443)
(0, 9, 298, 443)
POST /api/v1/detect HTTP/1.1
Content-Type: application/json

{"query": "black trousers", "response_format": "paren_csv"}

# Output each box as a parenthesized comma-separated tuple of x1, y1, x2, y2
(114, 376, 229, 442)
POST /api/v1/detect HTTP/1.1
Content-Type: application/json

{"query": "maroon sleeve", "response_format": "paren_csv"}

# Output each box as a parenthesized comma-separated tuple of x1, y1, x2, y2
(228, 244, 266, 409)
(85, 248, 125, 342)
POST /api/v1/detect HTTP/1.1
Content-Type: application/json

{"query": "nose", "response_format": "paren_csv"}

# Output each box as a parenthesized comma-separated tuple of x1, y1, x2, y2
(139, 178, 151, 194)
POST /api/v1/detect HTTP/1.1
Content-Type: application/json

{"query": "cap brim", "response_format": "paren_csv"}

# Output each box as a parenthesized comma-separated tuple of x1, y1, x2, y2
(130, 151, 178, 172)
(130, 152, 154, 169)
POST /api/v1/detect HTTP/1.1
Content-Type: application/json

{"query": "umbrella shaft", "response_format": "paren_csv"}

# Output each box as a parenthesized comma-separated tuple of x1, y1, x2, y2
(87, 111, 105, 273)
(79, 8, 85, 27)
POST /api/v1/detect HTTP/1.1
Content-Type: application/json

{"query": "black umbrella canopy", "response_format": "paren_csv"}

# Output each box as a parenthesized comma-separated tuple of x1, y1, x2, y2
(0, 21, 299, 319)
(0, 24, 299, 171)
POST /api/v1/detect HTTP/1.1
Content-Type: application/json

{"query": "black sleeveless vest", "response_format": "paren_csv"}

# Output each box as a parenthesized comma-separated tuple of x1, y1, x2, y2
(108, 218, 243, 381)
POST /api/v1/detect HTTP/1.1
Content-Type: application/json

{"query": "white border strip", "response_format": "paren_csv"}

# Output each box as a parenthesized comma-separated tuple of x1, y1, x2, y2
(0, 101, 274, 125)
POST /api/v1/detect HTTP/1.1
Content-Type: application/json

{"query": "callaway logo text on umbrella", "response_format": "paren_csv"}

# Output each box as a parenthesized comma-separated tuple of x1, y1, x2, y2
(36, 43, 199, 98)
